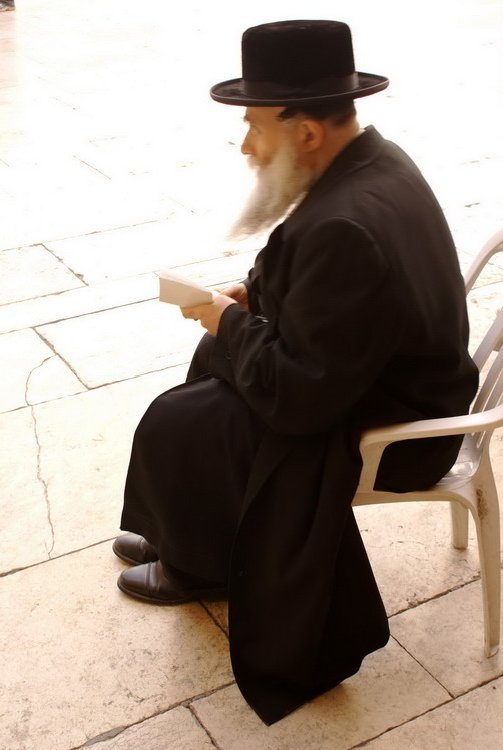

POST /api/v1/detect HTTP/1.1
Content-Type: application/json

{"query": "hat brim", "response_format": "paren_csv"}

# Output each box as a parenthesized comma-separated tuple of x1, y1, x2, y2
(210, 72, 389, 106)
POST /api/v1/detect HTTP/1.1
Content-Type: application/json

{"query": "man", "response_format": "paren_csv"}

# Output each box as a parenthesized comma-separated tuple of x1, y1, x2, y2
(114, 21, 478, 724)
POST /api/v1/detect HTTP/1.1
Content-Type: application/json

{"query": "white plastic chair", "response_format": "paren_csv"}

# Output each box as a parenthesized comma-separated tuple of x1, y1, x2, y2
(354, 229, 503, 657)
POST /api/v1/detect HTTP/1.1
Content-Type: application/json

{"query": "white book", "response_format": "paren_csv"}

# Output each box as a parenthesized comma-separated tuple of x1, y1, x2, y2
(158, 269, 213, 307)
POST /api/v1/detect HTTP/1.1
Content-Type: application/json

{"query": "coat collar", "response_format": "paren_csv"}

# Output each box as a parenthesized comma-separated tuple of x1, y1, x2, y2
(283, 125, 385, 235)
(313, 124, 385, 185)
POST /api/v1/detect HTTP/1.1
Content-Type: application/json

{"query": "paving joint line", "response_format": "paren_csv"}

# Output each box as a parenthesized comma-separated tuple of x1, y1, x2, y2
(33, 327, 90, 389)
(188, 703, 224, 749)
(199, 600, 229, 641)
(0, 283, 94, 309)
(0, 215, 179, 253)
(72, 682, 235, 749)
(0, 536, 121, 578)
(348, 673, 503, 749)
(80, 359, 193, 391)
(0, 291, 159, 335)
(389, 572, 487, 617)
(0, 359, 192, 417)
(42, 241, 89, 286)
(389, 633, 455, 698)
(73, 156, 113, 181)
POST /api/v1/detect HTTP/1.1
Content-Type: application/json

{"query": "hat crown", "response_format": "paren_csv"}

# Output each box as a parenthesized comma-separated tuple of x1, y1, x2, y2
(209, 19, 388, 107)
(242, 20, 355, 87)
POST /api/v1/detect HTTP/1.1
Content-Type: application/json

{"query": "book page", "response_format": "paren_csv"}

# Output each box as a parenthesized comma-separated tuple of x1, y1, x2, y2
(158, 270, 213, 307)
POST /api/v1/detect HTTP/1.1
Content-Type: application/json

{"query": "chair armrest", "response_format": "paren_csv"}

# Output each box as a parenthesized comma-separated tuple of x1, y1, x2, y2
(357, 403, 503, 492)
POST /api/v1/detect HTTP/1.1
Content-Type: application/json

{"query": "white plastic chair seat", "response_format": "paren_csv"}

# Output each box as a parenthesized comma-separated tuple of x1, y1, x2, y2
(357, 432, 486, 498)
(440, 436, 482, 489)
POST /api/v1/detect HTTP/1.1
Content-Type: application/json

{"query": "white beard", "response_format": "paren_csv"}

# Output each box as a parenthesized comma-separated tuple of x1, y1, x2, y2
(228, 140, 315, 240)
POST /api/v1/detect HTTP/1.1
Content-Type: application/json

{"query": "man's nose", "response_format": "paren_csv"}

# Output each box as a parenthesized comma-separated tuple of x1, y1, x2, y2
(241, 133, 252, 155)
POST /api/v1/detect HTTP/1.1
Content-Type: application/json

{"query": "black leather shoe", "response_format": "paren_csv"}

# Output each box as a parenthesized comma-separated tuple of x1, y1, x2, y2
(112, 533, 159, 565)
(117, 561, 227, 604)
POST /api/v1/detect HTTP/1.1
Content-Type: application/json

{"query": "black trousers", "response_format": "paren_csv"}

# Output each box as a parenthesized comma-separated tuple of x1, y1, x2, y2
(121, 335, 264, 583)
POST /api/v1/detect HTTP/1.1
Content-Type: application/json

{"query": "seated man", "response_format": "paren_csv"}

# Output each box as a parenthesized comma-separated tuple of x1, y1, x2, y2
(114, 20, 478, 725)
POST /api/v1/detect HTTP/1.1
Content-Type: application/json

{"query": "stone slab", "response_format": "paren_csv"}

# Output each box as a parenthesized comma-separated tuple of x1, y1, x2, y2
(85, 706, 216, 750)
(0, 250, 256, 335)
(0, 273, 158, 335)
(192, 638, 449, 750)
(359, 676, 503, 749)
(0, 90, 80, 142)
(0, 244, 83, 304)
(0, 180, 180, 252)
(3, 153, 107, 202)
(167, 249, 258, 289)
(354, 501, 485, 616)
(390, 573, 503, 697)
(43, 219, 188, 284)
(3, 366, 188, 569)
(37, 300, 206, 387)
(0, 407, 55, 572)
(0, 543, 233, 750)
(43, 215, 251, 285)
(73, 134, 249, 218)
(0, 328, 86, 413)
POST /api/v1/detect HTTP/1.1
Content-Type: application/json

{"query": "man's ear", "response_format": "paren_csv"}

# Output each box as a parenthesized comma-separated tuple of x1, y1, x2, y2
(296, 117, 325, 152)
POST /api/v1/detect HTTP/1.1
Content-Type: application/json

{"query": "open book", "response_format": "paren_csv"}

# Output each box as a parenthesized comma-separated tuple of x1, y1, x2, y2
(158, 269, 213, 307)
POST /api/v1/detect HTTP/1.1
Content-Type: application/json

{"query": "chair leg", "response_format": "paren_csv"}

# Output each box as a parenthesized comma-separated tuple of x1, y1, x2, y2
(450, 500, 469, 549)
(472, 472, 501, 657)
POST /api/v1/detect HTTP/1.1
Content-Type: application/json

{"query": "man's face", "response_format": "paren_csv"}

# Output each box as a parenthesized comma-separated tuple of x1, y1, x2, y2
(240, 107, 287, 166)
(229, 106, 315, 238)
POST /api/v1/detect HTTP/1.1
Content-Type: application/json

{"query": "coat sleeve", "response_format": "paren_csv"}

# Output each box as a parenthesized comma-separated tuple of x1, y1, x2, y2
(210, 218, 405, 434)
(242, 248, 264, 316)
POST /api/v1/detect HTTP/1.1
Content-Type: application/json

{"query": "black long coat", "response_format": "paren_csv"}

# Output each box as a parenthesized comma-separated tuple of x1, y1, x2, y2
(122, 127, 478, 724)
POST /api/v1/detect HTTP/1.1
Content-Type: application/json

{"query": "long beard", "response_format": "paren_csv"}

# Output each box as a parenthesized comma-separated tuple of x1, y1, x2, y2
(228, 141, 315, 240)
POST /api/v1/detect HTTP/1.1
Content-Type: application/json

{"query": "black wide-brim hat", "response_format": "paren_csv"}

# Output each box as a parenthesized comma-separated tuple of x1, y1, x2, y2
(210, 20, 388, 107)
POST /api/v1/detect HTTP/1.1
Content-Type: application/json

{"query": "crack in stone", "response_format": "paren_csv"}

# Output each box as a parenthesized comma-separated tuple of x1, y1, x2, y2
(80, 725, 127, 746)
(25, 355, 56, 558)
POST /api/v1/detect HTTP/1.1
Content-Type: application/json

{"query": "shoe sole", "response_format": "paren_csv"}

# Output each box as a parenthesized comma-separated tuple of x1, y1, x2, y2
(117, 577, 227, 605)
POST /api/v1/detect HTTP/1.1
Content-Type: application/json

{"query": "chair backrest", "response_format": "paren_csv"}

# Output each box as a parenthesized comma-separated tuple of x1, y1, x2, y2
(464, 229, 503, 451)
(472, 345, 503, 448)
(464, 228, 503, 371)
(464, 227, 503, 294)
(472, 307, 503, 373)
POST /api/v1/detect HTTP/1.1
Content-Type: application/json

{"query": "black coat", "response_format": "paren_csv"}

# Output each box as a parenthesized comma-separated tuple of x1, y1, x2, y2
(203, 126, 478, 722)
(122, 126, 478, 725)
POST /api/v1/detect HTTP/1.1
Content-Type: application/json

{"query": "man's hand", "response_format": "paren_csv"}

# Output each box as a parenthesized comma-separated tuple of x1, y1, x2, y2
(215, 282, 249, 310)
(181, 293, 237, 336)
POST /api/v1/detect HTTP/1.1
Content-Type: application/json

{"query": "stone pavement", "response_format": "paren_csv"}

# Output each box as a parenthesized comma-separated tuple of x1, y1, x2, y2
(1, 1, 502, 748)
